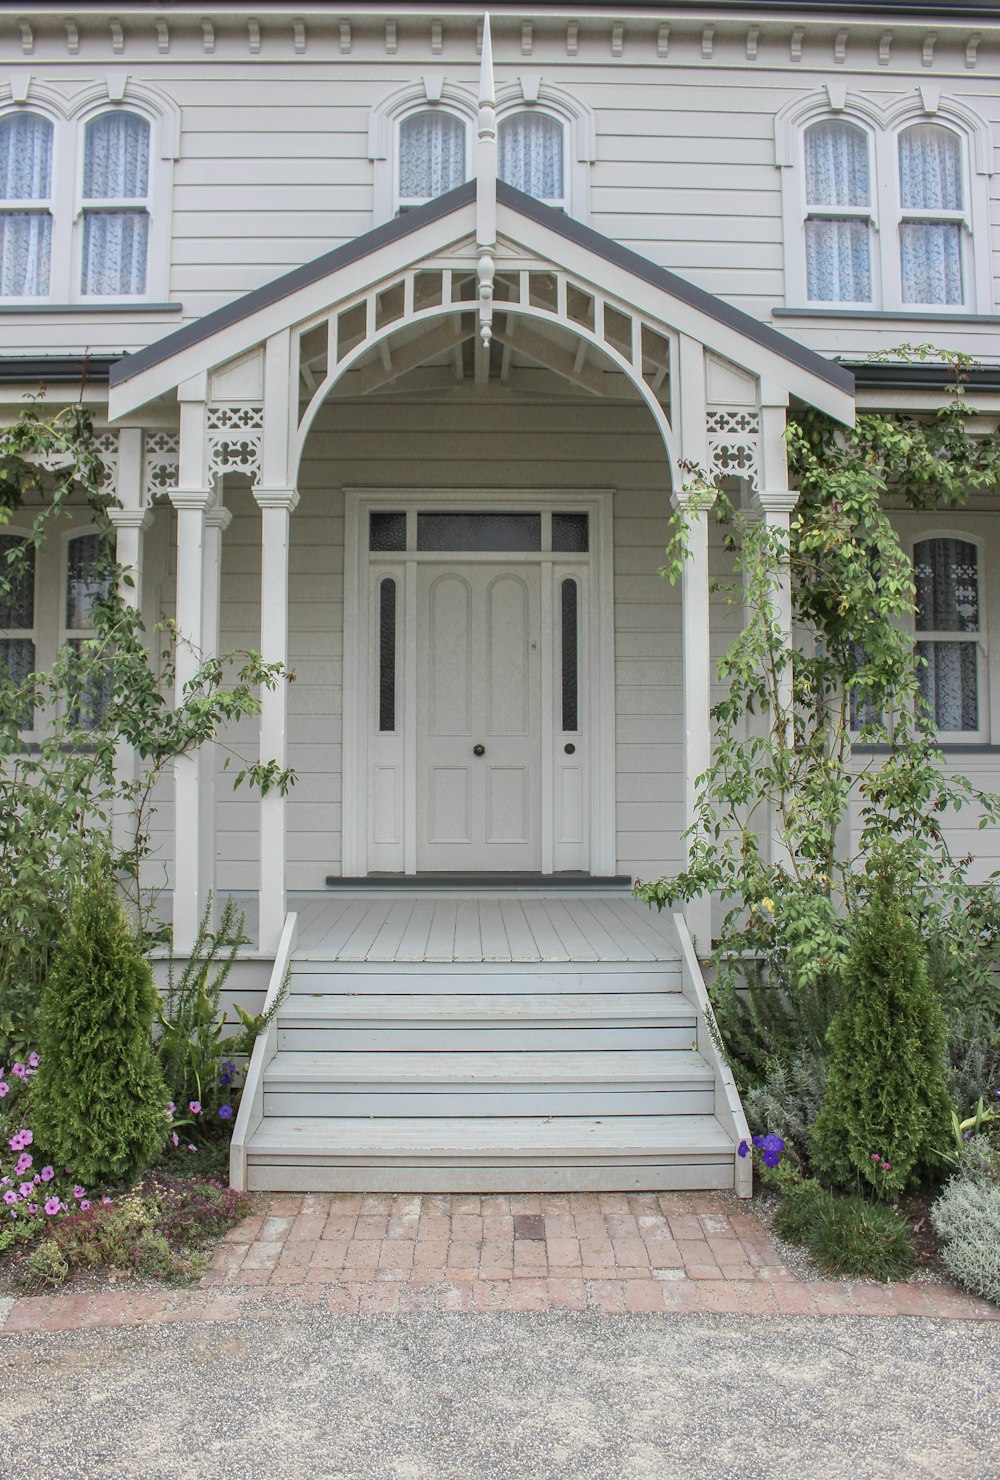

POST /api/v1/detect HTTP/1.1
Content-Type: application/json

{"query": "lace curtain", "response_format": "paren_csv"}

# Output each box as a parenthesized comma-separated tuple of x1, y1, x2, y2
(65, 534, 112, 728)
(0, 534, 35, 712)
(398, 111, 465, 201)
(804, 120, 871, 301)
(0, 114, 52, 296)
(899, 126, 963, 304)
(914, 537, 979, 731)
(499, 113, 564, 201)
(82, 112, 150, 295)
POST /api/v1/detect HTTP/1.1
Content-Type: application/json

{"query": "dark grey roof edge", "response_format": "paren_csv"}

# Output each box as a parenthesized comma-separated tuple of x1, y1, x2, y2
(110, 180, 477, 388)
(848, 361, 1000, 391)
(0, 355, 117, 384)
(496, 182, 855, 397)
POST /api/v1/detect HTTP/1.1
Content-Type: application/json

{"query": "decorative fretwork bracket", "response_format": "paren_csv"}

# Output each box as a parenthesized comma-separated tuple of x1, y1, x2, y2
(706, 409, 760, 492)
(206, 404, 264, 486)
(142, 431, 179, 506)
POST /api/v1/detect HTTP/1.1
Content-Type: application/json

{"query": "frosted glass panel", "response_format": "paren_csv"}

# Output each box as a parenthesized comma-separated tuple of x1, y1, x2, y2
(379, 578, 397, 733)
(370, 511, 406, 551)
(552, 513, 589, 552)
(417, 513, 541, 551)
(561, 578, 579, 733)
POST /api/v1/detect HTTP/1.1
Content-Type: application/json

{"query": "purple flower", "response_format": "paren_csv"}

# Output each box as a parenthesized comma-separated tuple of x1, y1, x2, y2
(7, 1132, 25, 1152)
(43, 1197, 60, 1216)
(218, 1105, 233, 1121)
(187, 1144, 197, 1153)
(189, 1100, 201, 1115)
(39, 1166, 54, 1183)
(19, 1182, 33, 1197)
(11, 1063, 26, 1080)
(737, 1139, 750, 1158)
(27, 1052, 39, 1069)
(963, 1130, 972, 1141)
(171, 1131, 179, 1147)
(73, 1186, 85, 1200)
(0, 1083, 8, 1099)
(3, 1190, 18, 1205)
(20, 1130, 32, 1146)
(79, 1199, 91, 1212)
(15, 1153, 31, 1176)
(26, 1203, 38, 1215)
(165, 1102, 175, 1120)
(102, 1195, 112, 1206)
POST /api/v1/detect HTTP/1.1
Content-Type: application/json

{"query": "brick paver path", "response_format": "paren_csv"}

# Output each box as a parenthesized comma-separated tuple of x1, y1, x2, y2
(1, 1191, 996, 1333)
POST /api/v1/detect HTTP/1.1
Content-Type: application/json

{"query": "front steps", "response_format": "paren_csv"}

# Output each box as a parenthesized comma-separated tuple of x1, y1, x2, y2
(243, 957, 742, 1193)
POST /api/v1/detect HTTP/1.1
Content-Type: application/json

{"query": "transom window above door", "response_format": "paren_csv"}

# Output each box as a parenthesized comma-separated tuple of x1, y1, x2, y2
(369, 510, 589, 553)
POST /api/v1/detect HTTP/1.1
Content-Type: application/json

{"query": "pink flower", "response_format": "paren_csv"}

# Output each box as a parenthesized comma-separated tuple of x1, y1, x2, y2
(881, 1161, 891, 1171)
(20, 1130, 31, 1146)
(188, 1101, 201, 1115)
(187, 1144, 197, 1153)
(11, 1063, 26, 1080)
(101, 1195, 112, 1206)
(19, 1182, 33, 1197)
(171, 1132, 179, 1147)
(15, 1153, 31, 1176)
(26, 1203, 38, 1215)
(39, 1166, 54, 1183)
(27, 1052, 39, 1069)
(73, 1186, 85, 1200)
(871, 1153, 881, 1162)
(79, 1199, 91, 1212)
(0, 1083, 8, 1099)
(43, 1197, 60, 1216)
(165, 1102, 175, 1120)
(2, 1191, 17, 1206)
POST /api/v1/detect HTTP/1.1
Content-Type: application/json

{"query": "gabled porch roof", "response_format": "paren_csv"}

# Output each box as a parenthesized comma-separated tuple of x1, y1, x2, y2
(109, 181, 854, 427)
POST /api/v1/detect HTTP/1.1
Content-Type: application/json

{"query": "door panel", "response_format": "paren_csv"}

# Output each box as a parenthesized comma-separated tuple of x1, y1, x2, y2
(417, 562, 540, 870)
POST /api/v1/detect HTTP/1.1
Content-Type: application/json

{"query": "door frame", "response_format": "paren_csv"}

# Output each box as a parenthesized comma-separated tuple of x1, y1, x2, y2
(342, 487, 616, 876)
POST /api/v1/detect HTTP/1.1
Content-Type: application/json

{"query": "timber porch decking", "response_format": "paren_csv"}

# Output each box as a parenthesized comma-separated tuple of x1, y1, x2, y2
(228, 889, 746, 1195)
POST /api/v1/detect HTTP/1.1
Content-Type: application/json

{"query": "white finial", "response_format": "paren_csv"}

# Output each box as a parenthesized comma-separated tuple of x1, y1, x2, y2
(476, 14, 497, 349)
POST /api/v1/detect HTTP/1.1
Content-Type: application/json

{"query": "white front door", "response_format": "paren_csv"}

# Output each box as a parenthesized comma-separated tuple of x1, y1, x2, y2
(416, 562, 541, 870)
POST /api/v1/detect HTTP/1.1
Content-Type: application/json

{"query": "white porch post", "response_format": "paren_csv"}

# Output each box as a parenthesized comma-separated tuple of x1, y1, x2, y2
(199, 499, 231, 921)
(255, 328, 296, 955)
(168, 393, 214, 952)
(755, 399, 799, 865)
(107, 428, 151, 855)
(675, 335, 714, 952)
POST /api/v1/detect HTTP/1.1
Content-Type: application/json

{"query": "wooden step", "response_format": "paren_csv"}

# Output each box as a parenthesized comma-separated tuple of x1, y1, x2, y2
(262, 1049, 716, 1118)
(288, 963, 683, 995)
(246, 1116, 736, 1192)
(278, 993, 693, 1022)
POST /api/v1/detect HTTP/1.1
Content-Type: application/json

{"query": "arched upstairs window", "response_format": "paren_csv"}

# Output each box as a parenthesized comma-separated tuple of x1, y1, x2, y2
(803, 119, 872, 303)
(898, 125, 965, 305)
(81, 111, 150, 295)
(397, 110, 467, 212)
(499, 112, 564, 208)
(0, 112, 53, 296)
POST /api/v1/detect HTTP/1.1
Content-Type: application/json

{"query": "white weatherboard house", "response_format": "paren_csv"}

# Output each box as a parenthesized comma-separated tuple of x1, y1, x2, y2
(2, 1, 999, 1193)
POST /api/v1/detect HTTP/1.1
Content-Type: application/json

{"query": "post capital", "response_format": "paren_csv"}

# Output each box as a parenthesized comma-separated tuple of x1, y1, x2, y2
(752, 489, 800, 518)
(670, 485, 717, 515)
(107, 506, 153, 533)
(254, 486, 300, 513)
(206, 505, 233, 532)
(167, 486, 214, 513)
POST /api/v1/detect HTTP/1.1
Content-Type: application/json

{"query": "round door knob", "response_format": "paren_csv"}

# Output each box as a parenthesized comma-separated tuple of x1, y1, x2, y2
(564, 743, 576, 755)
(473, 743, 486, 756)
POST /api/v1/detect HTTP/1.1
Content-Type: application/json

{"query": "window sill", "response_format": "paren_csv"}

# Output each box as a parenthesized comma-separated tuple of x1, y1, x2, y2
(773, 307, 1000, 324)
(0, 302, 183, 315)
(852, 742, 999, 755)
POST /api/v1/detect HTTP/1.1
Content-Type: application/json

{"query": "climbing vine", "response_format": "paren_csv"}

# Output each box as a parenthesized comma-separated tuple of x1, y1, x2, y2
(636, 348, 1000, 985)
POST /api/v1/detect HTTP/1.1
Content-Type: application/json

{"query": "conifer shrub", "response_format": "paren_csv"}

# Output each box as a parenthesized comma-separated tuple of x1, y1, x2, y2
(810, 844, 952, 1197)
(30, 868, 169, 1185)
